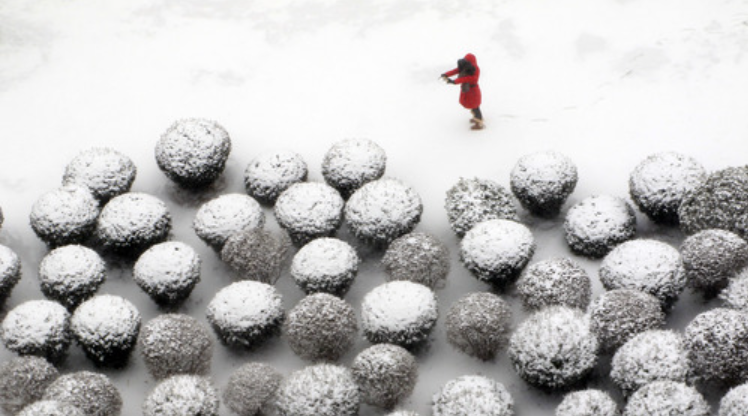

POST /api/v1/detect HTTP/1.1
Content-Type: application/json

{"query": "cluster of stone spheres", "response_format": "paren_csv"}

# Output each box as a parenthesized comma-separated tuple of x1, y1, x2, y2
(1, 117, 748, 416)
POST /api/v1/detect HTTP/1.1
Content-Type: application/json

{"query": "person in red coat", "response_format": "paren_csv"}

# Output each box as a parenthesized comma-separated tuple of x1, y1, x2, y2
(441, 53, 483, 130)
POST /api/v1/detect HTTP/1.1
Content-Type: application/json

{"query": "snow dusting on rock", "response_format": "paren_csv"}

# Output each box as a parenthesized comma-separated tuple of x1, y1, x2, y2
(275, 364, 360, 416)
(290, 238, 359, 296)
(143, 375, 219, 416)
(62, 147, 136, 202)
(29, 185, 99, 247)
(0, 244, 21, 305)
(719, 382, 748, 416)
(322, 138, 387, 198)
(274, 182, 344, 246)
(432, 375, 514, 416)
(564, 195, 636, 258)
(193, 193, 265, 250)
(623, 380, 709, 416)
(445, 177, 519, 237)
(95, 192, 171, 253)
(244, 150, 308, 205)
(39, 245, 106, 309)
(133, 241, 201, 306)
(510, 151, 578, 217)
(43, 371, 122, 416)
(721, 269, 748, 310)
(555, 389, 618, 416)
(17, 400, 85, 416)
(1, 300, 71, 364)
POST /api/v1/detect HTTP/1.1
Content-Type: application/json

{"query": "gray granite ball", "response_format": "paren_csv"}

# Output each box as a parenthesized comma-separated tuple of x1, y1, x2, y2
(352, 344, 417, 409)
(322, 138, 386, 199)
(30, 185, 99, 247)
(43, 371, 122, 416)
(274, 182, 344, 246)
(275, 364, 360, 416)
(62, 147, 136, 202)
(143, 375, 219, 416)
(510, 151, 578, 217)
(245, 150, 308, 205)
(446, 292, 512, 361)
(681, 229, 748, 297)
(445, 177, 519, 237)
(71, 295, 141, 368)
(564, 195, 637, 258)
(285, 293, 357, 362)
(0, 244, 22, 306)
(220, 228, 290, 284)
(139, 314, 213, 380)
(623, 381, 709, 416)
(94, 192, 171, 255)
(193, 193, 265, 250)
(382, 232, 450, 290)
(133, 241, 201, 307)
(555, 389, 618, 416)
(1, 300, 71, 364)
(588, 289, 665, 353)
(39, 245, 106, 310)
(290, 238, 359, 297)
(684, 308, 748, 385)
(517, 257, 591, 311)
(223, 362, 282, 416)
(433, 375, 514, 416)
(0, 356, 59, 415)
(680, 166, 748, 239)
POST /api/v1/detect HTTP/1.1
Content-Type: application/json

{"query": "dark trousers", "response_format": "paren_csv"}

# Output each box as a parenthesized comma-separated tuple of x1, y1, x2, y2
(471, 107, 483, 120)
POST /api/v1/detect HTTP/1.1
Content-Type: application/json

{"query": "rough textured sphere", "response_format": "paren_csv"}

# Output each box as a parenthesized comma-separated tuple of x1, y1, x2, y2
(321, 138, 387, 198)
(684, 308, 748, 385)
(223, 362, 282, 416)
(0, 244, 22, 306)
(351, 344, 418, 409)
(361, 281, 438, 349)
(155, 118, 231, 188)
(386, 412, 420, 416)
(245, 150, 308, 204)
(564, 195, 637, 258)
(382, 232, 450, 290)
(133, 241, 201, 307)
(680, 166, 748, 239)
(143, 375, 219, 416)
(39, 245, 106, 310)
(623, 381, 709, 416)
(290, 238, 359, 296)
(193, 193, 265, 250)
(444, 177, 519, 237)
(432, 375, 514, 416)
(43, 371, 122, 416)
(588, 289, 665, 353)
(1, 300, 71, 364)
(62, 147, 136, 202)
(207, 281, 284, 349)
(0, 356, 59, 415)
(285, 293, 357, 362)
(220, 228, 290, 284)
(17, 400, 85, 416)
(510, 151, 578, 217)
(274, 182, 344, 246)
(599, 239, 686, 309)
(721, 269, 748, 310)
(275, 364, 360, 416)
(459, 219, 535, 290)
(719, 383, 748, 416)
(509, 306, 598, 390)
(139, 314, 213, 380)
(611, 329, 688, 396)
(629, 152, 707, 224)
(555, 389, 618, 416)
(29, 185, 99, 247)
(681, 229, 748, 297)
(516, 257, 591, 311)
(345, 178, 423, 247)
(71, 295, 141, 368)
(446, 292, 512, 361)
(94, 192, 171, 254)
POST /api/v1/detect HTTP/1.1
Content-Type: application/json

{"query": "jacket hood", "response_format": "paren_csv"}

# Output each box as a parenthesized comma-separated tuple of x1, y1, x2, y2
(464, 53, 477, 66)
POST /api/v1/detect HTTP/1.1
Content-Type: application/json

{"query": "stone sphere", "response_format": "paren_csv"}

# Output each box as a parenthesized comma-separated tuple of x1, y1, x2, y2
(555, 389, 618, 416)
(275, 364, 360, 416)
(681, 229, 748, 297)
(155, 118, 231, 188)
(588, 289, 665, 353)
(0, 356, 59, 415)
(220, 228, 290, 284)
(680, 166, 748, 239)
(94, 192, 171, 254)
(285, 293, 357, 362)
(432, 375, 514, 416)
(352, 344, 417, 409)
(721, 269, 748, 310)
(139, 314, 213, 380)
(62, 147, 136, 202)
(274, 182, 344, 246)
(445, 177, 518, 237)
(39, 245, 106, 309)
(719, 383, 748, 416)
(510, 151, 578, 217)
(446, 292, 512, 361)
(564, 195, 636, 258)
(223, 362, 282, 416)
(322, 138, 387, 198)
(17, 401, 85, 416)
(193, 193, 265, 250)
(382, 232, 450, 290)
(29, 185, 99, 247)
(623, 381, 709, 416)
(517, 257, 591, 311)
(0, 244, 22, 306)
(684, 308, 748, 384)
(43, 371, 122, 416)
(1, 300, 71, 364)
(143, 375, 219, 416)
(245, 150, 308, 204)
(133, 241, 201, 307)
(629, 152, 707, 224)
(290, 238, 359, 296)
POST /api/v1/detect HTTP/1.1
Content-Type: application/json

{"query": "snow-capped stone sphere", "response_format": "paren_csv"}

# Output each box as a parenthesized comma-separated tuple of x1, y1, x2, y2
(459, 219, 535, 290)
(133, 241, 201, 307)
(245, 150, 308, 204)
(38, 245, 105, 310)
(321, 138, 387, 198)
(721, 269, 748, 310)
(94, 192, 171, 254)
(432, 375, 514, 416)
(220, 228, 290, 284)
(345, 178, 423, 247)
(290, 238, 359, 296)
(29, 185, 99, 247)
(629, 152, 707, 224)
(611, 330, 688, 396)
(509, 306, 598, 390)
(444, 177, 519, 237)
(0, 244, 21, 305)
(62, 147, 136, 202)
(351, 344, 417, 409)
(274, 182, 344, 246)
(684, 308, 748, 384)
(681, 229, 748, 297)
(155, 118, 231, 189)
(139, 314, 213, 380)
(285, 293, 357, 362)
(555, 389, 618, 416)
(588, 289, 665, 353)
(0, 356, 59, 415)
(17, 401, 85, 416)
(361, 281, 438, 349)
(623, 380, 709, 416)
(680, 166, 748, 239)
(382, 232, 450, 290)
(43, 371, 122, 416)
(564, 195, 637, 258)
(207, 281, 284, 349)
(143, 375, 219, 416)
(275, 364, 360, 416)
(517, 257, 591, 311)
(599, 239, 686, 309)
(446, 292, 512, 361)
(71, 295, 141, 368)
(510, 151, 578, 217)
(193, 193, 265, 250)
(719, 383, 748, 416)
(1, 300, 71, 364)
(223, 362, 282, 416)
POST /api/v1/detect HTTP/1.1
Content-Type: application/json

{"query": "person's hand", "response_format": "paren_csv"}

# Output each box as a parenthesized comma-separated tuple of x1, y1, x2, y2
(440, 75, 454, 84)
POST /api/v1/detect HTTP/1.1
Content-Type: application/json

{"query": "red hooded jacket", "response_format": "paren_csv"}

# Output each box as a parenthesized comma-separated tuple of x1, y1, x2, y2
(444, 53, 481, 109)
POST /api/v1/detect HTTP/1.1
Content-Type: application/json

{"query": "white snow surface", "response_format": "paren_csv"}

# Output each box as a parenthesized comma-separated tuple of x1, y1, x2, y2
(290, 238, 359, 286)
(206, 281, 284, 331)
(1, 300, 69, 350)
(71, 295, 140, 344)
(0, 245, 21, 281)
(39, 245, 105, 291)
(1, 1, 748, 415)
(564, 195, 636, 243)
(460, 219, 535, 275)
(362, 281, 438, 333)
(62, 147, 137, 202)
(432, 375, 514, 416)
(133, 241, 201, 288)
(193, 193, 265, 248)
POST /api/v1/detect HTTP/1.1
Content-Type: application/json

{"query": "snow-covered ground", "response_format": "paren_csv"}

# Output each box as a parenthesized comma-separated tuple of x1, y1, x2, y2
(1, 0, 747, 414)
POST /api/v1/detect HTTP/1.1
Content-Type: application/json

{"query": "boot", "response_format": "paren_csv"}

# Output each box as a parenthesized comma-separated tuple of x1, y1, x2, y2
(470, 118, 484, 130)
